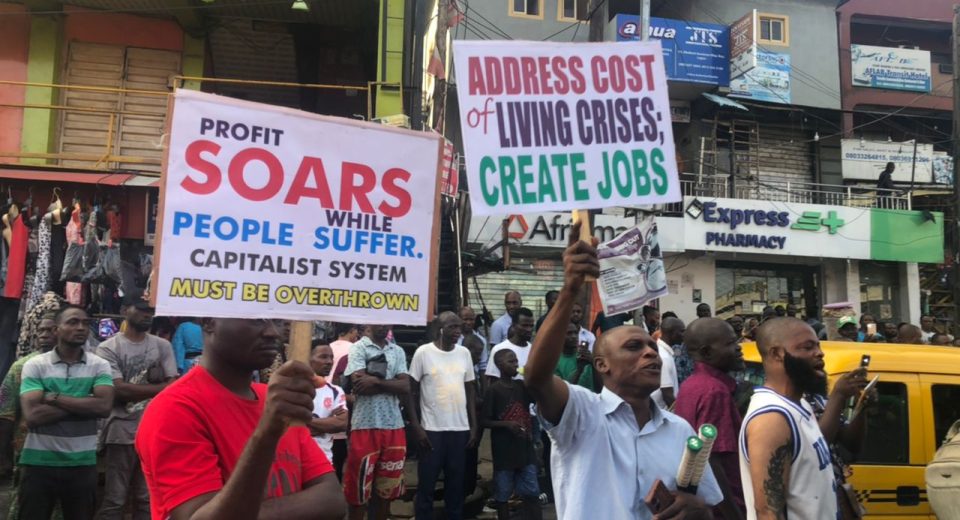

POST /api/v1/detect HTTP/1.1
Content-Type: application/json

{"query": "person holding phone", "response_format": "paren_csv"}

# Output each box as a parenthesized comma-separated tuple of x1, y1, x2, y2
(803, 361, 876, 520)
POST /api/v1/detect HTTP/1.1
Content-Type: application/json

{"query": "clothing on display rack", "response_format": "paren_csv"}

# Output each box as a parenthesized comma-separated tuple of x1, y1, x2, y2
(48, 207, 69, 295)
(3, 208, 27, 300)
(25, 216, 52, 311)
(63, 205, 83, 305)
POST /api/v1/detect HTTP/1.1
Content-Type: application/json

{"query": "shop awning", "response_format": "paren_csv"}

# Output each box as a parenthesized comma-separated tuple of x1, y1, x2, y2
(702, 93, 749, 111)
(0, 168, 160, 187)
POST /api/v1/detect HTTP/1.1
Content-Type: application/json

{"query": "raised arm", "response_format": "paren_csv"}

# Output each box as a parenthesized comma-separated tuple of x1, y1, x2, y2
(745, 412, 794, 520)
(524, 222, 598, 425)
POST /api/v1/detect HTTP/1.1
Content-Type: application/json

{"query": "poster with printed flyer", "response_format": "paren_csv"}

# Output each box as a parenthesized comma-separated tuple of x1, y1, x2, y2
(597, 215, 667, 315)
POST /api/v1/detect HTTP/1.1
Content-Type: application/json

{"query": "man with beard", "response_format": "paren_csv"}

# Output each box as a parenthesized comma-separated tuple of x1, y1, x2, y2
(739, 318, 837, 520)
(136, 318, 344, 520)
(525, 223, 721, 519)
(97, 291, 178, 519)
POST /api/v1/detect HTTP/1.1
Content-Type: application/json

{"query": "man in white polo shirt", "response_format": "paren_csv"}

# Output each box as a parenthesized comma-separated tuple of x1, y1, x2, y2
(524, 224, 722, 520)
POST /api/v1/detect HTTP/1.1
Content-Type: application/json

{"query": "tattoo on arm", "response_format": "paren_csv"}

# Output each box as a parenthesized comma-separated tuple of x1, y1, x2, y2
(763, 442, 792, 520)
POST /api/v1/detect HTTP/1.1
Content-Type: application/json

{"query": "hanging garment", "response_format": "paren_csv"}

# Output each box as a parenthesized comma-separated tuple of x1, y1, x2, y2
(3, 214, 27, 299)
(64, 208, 83, 305)
(48, 208, 69, 295)
(25, 216, 52, 311)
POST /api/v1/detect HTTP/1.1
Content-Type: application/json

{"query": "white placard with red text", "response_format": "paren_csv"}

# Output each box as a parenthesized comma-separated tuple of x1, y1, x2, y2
(153, 89, 442, 324)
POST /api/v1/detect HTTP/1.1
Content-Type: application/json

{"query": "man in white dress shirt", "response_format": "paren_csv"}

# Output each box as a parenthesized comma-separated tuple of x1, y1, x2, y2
(524, 223, 721, 520)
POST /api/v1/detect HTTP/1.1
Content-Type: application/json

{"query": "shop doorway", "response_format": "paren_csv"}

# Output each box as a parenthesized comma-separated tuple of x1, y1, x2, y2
(715, 261, 819, 320)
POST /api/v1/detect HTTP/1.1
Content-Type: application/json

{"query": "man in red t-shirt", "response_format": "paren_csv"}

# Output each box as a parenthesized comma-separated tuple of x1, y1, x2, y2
(135, 318, 345, 520)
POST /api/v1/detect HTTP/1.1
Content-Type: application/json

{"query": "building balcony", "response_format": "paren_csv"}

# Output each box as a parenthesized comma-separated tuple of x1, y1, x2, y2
(0, 77, 391, 175)
(663, 177, 912, 215)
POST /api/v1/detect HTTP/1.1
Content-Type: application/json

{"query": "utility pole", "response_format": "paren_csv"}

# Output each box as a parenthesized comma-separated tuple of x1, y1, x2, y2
(952, 5, 959, 333)
(640, 0, 651, 41)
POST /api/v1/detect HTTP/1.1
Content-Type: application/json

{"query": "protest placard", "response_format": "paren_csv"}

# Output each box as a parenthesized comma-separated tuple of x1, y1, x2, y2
(152, 89, 443, 326)
(452, 40, 680, 216)
(596, 215, 667, 315)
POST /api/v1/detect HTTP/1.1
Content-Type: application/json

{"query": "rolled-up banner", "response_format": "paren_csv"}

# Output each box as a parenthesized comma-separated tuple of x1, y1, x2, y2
(676, 435, 703, 490)
(691, 424, 718, 486)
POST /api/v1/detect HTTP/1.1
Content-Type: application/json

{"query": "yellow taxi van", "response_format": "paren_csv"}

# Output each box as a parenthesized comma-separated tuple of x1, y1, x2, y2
(740, 341, 960, 519)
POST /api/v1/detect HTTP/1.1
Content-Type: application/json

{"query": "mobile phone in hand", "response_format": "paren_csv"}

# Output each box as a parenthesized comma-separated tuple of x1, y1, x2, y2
(860, 354, 871, 368)
(866, 323, 876, 336)
(644, 479, 676, 515)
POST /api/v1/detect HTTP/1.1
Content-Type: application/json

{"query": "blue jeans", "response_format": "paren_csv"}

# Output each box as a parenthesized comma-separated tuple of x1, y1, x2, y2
(415, 430, 469, 520)
(493, 464, 540, 503)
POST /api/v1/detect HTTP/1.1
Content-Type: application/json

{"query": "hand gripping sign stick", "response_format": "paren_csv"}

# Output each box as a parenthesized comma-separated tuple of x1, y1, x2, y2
(571, 209, 596, 281)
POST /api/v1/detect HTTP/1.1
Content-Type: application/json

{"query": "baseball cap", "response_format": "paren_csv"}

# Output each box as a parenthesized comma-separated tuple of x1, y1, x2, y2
(122, 289, 154, 312)
(837, 316, 857, 329)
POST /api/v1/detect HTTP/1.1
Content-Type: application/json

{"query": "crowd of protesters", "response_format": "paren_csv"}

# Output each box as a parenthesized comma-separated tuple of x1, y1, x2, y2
(0, 231, 952, 519)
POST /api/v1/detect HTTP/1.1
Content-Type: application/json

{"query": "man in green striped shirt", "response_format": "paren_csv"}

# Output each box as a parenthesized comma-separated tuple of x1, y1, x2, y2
(18, 305, 115, 520)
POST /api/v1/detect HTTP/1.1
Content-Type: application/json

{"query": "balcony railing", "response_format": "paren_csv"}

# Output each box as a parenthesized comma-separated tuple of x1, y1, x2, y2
(663, 177, 912, 214)
(0, 78, 398, 173)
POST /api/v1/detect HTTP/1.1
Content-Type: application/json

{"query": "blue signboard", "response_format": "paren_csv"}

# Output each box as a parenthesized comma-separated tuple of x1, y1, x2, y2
(615, 15, 729, 86)
(729, 50, 791, 104)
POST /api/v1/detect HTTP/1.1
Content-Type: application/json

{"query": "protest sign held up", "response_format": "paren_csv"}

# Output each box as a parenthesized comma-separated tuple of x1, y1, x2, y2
(152, 89, 443, 326)
(453, 40, 681, 216)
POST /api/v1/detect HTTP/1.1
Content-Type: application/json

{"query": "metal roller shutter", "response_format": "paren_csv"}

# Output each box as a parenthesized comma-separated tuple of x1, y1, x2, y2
(471, 258, 563, 320)
(59, 42, 123, 170)
(59, 42, 178, 173)
(117, 48, 179, 173)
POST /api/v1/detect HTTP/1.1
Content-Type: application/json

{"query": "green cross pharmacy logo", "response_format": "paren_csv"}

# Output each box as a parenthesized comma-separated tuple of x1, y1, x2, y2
(790, 210, 845, 235)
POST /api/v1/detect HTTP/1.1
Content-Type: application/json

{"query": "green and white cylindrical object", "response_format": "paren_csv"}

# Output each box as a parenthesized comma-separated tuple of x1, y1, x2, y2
(691, 423, 718, 486)
(676, 435, 703, 491)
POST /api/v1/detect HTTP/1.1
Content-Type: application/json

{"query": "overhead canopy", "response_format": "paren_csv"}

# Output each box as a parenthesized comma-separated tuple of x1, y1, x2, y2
(0, 168, 160, 187)
(702, 93, 749, 111)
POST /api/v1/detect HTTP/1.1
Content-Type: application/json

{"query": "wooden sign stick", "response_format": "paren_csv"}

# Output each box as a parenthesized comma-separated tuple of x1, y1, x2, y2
(571, 209, 596, 281)
(287, 320, 314, 426)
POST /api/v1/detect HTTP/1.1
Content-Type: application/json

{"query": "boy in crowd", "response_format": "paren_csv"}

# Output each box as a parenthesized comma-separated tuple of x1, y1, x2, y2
(308, 341, 348, 480)
(482, 350, 542, 520)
